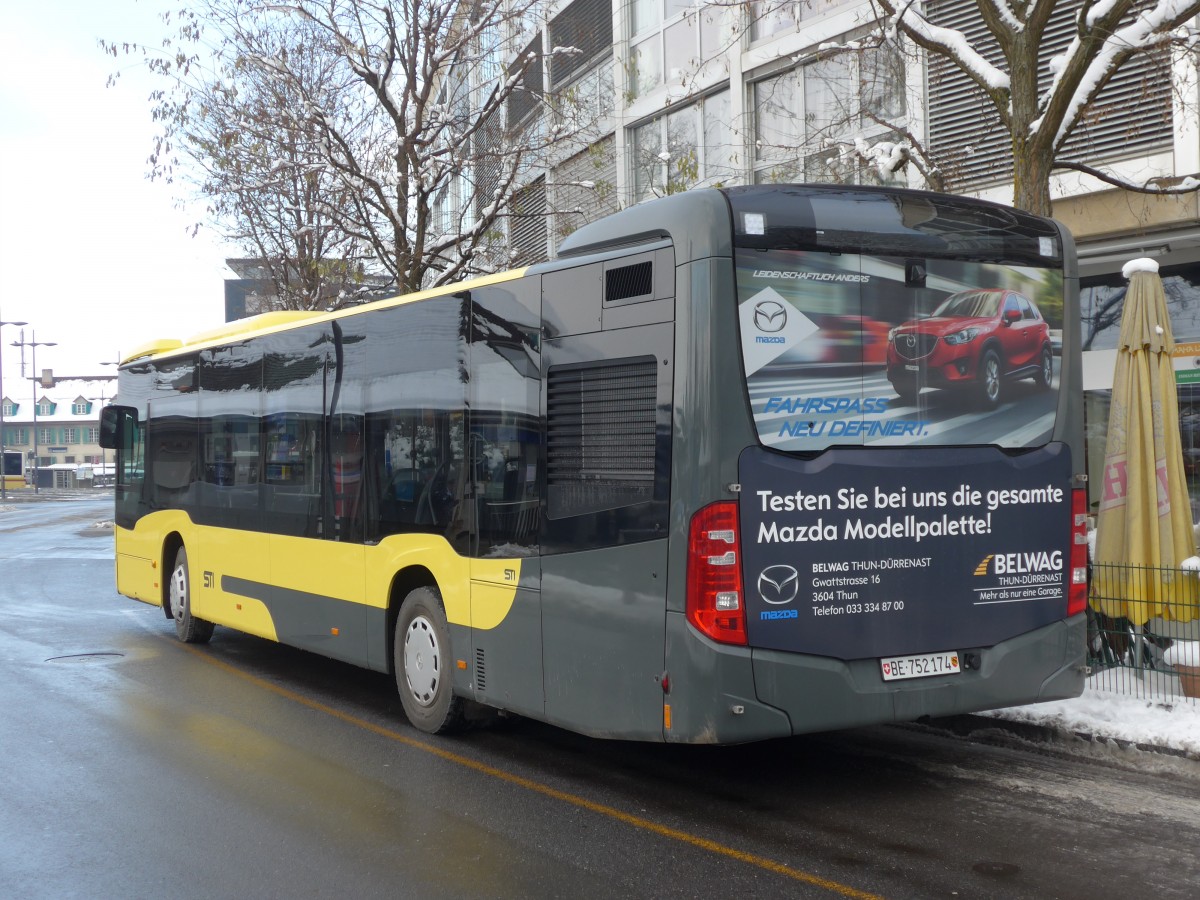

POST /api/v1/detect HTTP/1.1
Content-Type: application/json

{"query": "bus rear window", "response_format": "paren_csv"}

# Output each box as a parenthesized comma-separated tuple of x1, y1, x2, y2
(737, 248, 1064, 450)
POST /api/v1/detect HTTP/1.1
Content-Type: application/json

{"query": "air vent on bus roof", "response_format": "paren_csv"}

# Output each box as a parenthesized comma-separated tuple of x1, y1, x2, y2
(605, 261, 653, 305)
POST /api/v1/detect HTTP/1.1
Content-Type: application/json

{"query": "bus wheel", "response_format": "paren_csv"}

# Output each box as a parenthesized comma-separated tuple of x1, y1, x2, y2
(395, 587, 464, 734)
(977, 348, 1003, 409)
(168, 546, 214, 644)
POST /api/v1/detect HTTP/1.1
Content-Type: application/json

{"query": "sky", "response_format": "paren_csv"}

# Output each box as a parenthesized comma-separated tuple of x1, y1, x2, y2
(0, 0, 233, 395)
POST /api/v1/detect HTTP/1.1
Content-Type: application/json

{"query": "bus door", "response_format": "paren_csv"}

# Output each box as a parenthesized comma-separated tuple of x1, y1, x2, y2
(537, 251, 675, 739)
(466, 284, 545, 718)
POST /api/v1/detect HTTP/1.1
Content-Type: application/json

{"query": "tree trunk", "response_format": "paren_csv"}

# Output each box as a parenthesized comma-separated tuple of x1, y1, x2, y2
(1008, 29, 1052, 217)
(1012, 149, 1053, 217)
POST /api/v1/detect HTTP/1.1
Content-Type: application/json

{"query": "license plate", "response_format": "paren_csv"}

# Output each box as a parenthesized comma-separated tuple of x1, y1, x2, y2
(880, 651, 961, 682)
(905, 364, 920, 371)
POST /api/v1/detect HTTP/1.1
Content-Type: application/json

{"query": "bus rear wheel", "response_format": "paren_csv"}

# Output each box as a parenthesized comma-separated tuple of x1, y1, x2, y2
(395, 586, 465, 734)
(168, 546, 214, 644)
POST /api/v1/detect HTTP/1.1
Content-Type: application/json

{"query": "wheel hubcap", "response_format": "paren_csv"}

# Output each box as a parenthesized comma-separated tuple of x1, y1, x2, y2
(169, 566, 186, 620)
(404, 615, 440, 707)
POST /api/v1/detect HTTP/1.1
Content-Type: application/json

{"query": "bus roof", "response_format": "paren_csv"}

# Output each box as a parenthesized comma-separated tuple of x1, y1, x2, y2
(121, 267, 529, 366)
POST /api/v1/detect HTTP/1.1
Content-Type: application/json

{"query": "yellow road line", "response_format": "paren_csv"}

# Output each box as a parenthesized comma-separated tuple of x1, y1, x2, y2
(183, 643, 883, 900)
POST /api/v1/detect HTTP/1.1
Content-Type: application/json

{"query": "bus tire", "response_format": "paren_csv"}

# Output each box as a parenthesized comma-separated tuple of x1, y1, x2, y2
(168, 546, 214, 644)
(395, 586, 464, 734)
(977, 347, 1003, 409)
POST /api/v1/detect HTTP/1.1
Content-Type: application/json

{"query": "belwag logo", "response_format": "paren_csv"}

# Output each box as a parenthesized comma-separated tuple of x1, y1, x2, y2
(974, 551, 1063, 575)
(753, 300, 787, 333)
(757, 565, 799, 605)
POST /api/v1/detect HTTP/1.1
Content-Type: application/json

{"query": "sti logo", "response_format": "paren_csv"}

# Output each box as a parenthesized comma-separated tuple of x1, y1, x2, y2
(753, 300, 787, 333)
(757, 565, 800, 605)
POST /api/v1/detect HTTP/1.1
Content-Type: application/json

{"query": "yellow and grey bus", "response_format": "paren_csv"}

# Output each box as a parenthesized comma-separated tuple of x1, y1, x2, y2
(101, 185, 1088, 742)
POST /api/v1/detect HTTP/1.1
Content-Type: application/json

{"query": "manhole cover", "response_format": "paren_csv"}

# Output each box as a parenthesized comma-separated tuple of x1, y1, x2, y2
(46, 653, 125, 665)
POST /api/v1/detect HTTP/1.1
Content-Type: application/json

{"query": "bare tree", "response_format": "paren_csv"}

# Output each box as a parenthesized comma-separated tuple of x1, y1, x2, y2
(867, 0, 1200, 216)
(107, 0, 585, 303)
(195, 17, 373, 309)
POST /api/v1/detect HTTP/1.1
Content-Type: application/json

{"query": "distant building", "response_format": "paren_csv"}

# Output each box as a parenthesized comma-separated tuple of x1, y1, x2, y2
(1, 374, 116, 488)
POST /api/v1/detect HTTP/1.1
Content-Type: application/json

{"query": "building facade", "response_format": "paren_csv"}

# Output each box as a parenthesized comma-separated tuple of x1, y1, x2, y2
(1, 376, 116, 488)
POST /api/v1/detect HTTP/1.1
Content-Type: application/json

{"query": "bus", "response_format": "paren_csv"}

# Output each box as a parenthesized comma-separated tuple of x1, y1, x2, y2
(3, 449, 25, 491)
(100, 184, 1087, 743)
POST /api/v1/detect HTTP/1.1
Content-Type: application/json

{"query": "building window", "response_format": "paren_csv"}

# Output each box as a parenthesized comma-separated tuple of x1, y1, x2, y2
(752, 42, 906, 185)
(551, 136, 622, 241)
(627, 0, 729, 99)
(86, 427, 99, 443)
(38, 428, 54, 444)
(749, 0, 856, 42)
(64, 428, 78, 444)
(6, 428, 27, 445)
(549, 0, 613, 88)
(510, 177, 549, 265)
(71, 400, 90, 415)
(1, 401, 15, 417)
(37, 401, 54, 416)
(630, 90, 734, 202)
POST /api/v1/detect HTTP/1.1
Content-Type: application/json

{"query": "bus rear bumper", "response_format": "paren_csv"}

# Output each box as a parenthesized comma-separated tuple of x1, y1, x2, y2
(751, 614, 1086, 736)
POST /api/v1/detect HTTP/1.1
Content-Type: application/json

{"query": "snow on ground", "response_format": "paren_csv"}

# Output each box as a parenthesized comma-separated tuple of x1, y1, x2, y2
(984, 671, 1200, 756)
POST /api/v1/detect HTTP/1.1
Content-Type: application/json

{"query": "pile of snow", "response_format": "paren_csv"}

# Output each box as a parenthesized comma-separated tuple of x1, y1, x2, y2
(1163, 641, 1200, 668)
(1122, 256, 1160, 278)
(985, 677, 1200, 756)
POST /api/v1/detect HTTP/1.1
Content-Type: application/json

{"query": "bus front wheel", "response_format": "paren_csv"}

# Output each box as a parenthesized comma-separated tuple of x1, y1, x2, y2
(168, 546, 214, 644)
(395, 586, 464, 734)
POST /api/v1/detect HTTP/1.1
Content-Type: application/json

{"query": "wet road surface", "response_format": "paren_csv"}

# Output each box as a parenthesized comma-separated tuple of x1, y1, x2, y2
(2, 498, 1198, 898)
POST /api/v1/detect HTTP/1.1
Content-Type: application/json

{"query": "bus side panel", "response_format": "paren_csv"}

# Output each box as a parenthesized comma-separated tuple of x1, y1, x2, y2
(541, 540, 669, 740)
(192, 524, 274, 640)
(115, 522, 166, 607)
(471, 559, 544, 719)
(263, 535, 368, 665)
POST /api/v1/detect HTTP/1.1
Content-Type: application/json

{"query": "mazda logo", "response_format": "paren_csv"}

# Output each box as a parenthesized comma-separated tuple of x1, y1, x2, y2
(904, 334, 916, 348)
(758, 565, 799, 605)
(753, 300, 787, 333)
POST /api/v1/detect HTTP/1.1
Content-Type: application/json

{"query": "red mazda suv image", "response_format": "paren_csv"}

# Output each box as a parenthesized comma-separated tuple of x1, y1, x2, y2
(886, 288, 1054, 409)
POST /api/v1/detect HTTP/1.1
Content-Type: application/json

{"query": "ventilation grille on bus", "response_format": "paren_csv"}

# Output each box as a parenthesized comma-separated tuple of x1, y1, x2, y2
(475, 647, 486, 693)
(605, 261, 653, 305)
(547, 357, 657, 519)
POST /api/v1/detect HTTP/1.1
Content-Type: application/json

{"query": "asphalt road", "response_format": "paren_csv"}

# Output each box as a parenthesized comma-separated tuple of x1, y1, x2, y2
(2, 497, 1198, 899)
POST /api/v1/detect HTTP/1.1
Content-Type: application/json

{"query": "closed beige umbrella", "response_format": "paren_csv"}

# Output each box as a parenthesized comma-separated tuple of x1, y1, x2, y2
(1094, 258, 1197, 624)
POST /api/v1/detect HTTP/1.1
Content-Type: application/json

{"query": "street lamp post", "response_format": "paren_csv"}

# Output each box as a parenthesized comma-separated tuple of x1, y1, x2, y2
(97, 356, 121, 488)
(0, 314, 29, 502)
(11, 332, 57, 494)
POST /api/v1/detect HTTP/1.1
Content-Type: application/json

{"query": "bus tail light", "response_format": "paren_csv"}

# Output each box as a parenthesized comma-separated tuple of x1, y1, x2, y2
(686, 501, 747, 646)
(1068, 488, 1088, 617)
